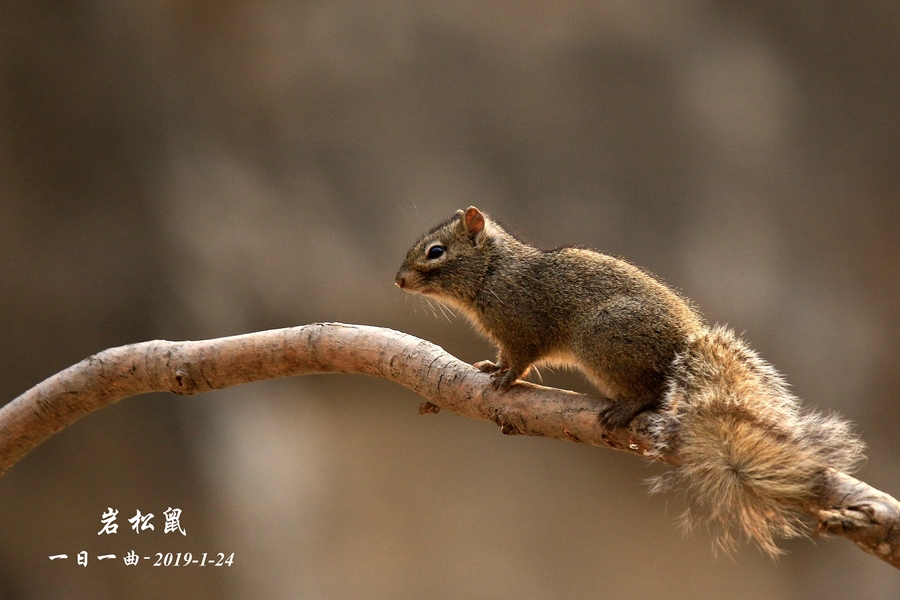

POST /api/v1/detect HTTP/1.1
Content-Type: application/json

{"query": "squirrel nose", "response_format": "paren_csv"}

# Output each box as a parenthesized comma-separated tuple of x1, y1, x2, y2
(395, 273, 406, 288)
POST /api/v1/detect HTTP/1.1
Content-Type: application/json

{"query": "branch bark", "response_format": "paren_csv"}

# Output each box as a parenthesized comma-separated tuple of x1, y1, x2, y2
(1, 322, 897, 567)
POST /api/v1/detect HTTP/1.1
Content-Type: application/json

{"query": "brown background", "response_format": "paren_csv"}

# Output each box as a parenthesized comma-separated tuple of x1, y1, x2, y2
(1, 1, 899, 598)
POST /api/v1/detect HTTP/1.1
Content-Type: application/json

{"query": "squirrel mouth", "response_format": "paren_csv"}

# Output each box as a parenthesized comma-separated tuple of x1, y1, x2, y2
(396, 279, 436, 297)
(395, 269, 444, 298)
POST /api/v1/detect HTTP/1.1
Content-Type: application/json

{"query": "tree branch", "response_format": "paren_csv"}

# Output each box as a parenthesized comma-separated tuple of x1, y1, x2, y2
(1, 323, 897, 567)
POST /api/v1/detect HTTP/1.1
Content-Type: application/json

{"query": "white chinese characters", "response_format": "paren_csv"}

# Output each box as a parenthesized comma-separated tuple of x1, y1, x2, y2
(50, 507, 234, 568)
(97, 507, 185, 536)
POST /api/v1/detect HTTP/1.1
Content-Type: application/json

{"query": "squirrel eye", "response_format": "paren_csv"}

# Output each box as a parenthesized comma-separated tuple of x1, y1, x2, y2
(426, 245, 445, 260)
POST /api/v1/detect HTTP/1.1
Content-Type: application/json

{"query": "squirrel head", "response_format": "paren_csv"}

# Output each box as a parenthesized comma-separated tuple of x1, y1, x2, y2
(395, 206, 500, 303)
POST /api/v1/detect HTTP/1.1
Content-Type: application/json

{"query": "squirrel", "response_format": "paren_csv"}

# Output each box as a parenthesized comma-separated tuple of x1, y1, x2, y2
(395, 206, 864, 556)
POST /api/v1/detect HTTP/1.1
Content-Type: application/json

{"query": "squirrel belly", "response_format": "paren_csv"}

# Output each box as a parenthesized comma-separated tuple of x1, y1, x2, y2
(396, 206, 864, 556)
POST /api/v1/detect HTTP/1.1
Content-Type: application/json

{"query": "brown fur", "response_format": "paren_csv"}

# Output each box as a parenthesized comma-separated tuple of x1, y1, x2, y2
(397, 207, 864, 556)
(649, 326, 864, 555)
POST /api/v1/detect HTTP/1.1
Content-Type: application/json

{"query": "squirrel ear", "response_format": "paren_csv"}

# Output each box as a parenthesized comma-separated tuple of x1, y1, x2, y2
(463, 206, 485, 239)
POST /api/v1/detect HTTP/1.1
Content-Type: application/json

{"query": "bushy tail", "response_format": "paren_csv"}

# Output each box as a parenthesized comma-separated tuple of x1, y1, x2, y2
(649, 326, 865, 557)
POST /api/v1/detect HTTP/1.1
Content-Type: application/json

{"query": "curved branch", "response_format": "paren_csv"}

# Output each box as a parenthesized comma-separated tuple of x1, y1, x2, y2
(1, 323, 897, 567)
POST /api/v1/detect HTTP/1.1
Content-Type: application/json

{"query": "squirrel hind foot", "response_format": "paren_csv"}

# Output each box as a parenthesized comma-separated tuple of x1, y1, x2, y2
(598, 398, 656, 429)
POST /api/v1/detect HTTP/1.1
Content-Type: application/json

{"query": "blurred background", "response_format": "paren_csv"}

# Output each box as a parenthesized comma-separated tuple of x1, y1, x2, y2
(1, 1, 899, 598)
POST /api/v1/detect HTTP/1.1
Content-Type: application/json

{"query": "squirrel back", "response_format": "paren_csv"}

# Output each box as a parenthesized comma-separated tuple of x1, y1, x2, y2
(396, 206, 864, 556)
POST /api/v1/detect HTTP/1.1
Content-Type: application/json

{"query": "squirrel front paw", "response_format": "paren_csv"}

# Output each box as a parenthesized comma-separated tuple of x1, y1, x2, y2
(491, 369, 519, 391)
(473, 361, 519, 391)
(473, 360, 501, 373)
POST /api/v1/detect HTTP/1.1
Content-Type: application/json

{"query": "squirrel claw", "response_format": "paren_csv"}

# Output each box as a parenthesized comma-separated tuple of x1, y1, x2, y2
(472, 360, 517, 392)
(490, 369, 518, 391)
(474, 360, 517, 390)
(475, 360, 519, 391)
(598, 402, 643, 429)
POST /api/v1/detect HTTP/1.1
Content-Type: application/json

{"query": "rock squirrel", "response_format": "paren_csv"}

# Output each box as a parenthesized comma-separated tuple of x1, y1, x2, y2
(395, 206, 864, 556)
